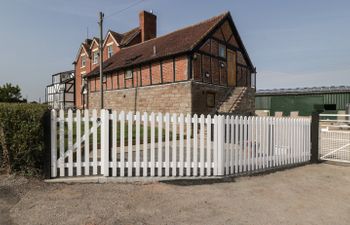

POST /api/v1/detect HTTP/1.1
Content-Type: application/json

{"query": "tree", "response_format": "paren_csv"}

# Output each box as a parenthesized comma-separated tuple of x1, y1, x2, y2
(0, 83, 26, 103)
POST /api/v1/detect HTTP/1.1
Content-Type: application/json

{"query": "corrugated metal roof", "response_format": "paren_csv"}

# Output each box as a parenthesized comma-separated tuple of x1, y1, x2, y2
(257, 86, 350, 96)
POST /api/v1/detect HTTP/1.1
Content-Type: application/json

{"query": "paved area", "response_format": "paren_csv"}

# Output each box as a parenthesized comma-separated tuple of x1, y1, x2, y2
(1, 163, 350, 225)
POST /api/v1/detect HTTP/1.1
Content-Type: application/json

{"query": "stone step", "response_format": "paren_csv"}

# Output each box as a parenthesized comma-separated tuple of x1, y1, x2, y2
(217, 87, 247, 113)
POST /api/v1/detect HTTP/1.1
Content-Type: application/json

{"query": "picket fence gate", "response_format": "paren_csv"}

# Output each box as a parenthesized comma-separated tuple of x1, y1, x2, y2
(50, 109, 311, 178)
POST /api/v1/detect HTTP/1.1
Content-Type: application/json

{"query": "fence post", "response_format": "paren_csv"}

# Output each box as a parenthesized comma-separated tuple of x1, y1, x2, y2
(310, 112, 319, 163)
(50, 110, 57, 178)
(217, 115, 225, 176)
(101, 109, 110, 176)
(42, 110, 52, 179)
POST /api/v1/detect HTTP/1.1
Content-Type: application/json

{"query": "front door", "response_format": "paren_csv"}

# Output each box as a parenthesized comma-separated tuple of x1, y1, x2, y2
(227, 49, 237, 86)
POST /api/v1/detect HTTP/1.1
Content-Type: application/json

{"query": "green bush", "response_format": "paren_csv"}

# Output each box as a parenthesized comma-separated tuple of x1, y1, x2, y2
(0, 103, 49, 175)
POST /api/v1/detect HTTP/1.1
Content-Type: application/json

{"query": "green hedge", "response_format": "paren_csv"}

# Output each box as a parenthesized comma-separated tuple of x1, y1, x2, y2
(0, 103, 49, 175)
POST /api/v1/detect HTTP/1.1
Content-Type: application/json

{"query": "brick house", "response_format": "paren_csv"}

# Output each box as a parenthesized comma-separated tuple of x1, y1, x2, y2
(76, 11, 256, 115)
(74, 24, 142, 108)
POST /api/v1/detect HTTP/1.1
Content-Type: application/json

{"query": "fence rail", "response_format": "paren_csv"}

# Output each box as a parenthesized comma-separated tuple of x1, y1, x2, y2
(50, 110, 311, 178)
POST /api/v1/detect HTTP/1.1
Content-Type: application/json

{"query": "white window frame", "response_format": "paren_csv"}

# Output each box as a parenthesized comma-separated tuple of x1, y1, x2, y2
(107, 45, 113, 58)
(125, 70, 133, 79)
(81, 55, 86, 68)
(93, 51, 99, 65)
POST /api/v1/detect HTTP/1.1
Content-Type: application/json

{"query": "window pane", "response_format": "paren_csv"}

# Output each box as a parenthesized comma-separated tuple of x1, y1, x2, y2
(219, 44, 226, 58)
(93, 52, 98, 64)
(81, 56, 86, 67)
(108, 46, 113, 58)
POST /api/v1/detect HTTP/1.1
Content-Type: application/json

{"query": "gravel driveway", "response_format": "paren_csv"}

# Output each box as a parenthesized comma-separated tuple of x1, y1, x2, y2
(1, 163, 350, 225)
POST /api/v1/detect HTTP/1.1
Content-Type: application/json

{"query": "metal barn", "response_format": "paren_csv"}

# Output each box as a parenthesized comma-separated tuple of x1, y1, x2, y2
(255, 86, 350, 116)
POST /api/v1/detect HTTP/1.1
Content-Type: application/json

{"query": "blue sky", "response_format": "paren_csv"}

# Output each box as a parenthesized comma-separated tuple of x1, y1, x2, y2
(0, 0, 349, 101)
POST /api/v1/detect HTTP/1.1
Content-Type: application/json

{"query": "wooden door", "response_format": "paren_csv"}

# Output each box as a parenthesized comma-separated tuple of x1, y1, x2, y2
(227, 49, 236, 86)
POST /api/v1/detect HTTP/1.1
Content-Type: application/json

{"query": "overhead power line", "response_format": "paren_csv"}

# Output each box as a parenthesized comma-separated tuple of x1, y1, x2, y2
(106, 0, 145, 18)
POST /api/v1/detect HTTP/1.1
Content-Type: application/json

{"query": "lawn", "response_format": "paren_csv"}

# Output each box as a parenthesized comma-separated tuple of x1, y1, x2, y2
(59, 121, 181, 149)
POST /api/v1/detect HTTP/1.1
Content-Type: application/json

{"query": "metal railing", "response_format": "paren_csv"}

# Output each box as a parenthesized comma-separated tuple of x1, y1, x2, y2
(319, 114, 350, 163)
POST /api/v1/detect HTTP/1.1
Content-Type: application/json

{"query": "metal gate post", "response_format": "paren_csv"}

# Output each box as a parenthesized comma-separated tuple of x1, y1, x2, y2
(310, 112, 320, 163)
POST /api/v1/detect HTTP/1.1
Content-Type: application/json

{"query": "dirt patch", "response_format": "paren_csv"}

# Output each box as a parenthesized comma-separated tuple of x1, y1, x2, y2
(1, 163, 350, 225)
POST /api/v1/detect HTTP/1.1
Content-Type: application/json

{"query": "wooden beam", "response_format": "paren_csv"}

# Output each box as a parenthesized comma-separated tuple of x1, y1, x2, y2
(173, 57, 176, 82)
(160, 61, 163, 83)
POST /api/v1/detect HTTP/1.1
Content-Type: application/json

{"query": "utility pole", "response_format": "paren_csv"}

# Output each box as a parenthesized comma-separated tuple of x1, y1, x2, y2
(98, 11, 104, 109)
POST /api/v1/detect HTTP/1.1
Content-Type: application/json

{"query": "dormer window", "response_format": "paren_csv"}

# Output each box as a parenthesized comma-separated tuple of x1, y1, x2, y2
(107, 45, 113, 58)
(219, 44, 226, 58)
(93, 51, 99, 65)
(81, 55, 86, 68)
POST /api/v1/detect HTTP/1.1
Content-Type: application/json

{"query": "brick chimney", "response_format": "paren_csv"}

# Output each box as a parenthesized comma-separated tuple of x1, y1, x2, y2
(139, 10, 157, 42)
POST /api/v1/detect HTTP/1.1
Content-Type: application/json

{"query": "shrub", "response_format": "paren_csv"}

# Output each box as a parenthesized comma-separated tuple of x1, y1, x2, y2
(0, 103, 49, 175)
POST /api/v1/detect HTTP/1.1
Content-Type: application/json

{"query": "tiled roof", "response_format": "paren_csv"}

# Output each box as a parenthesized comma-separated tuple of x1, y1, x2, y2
(82, 39, 92, 56)
(86, 12, 230, 77)
(120, 27, 140, 46)
(257, 86, 350, 96)
(109, 28, 140, 46)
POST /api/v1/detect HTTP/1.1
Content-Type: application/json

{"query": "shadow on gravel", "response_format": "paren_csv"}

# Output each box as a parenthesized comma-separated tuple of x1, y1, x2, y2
(161, 164, 311, 186)
(160, 177, 236, 186)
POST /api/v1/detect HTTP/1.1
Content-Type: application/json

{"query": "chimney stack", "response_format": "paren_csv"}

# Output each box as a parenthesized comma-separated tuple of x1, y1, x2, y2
(139, 10, 157, 42)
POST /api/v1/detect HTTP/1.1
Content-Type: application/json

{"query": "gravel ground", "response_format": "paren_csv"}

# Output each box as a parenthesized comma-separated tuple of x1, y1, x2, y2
(1, 163, 350, 225)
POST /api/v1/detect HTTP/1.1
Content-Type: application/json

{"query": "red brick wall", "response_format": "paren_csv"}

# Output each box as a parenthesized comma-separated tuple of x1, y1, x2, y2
(125, 71, 133, 88)
(118, 71, 125, 89)
(103, 35, 120, 60)
(141, 65, 151, 86)
(89, 78, 95, 92)
(139, 11, 157, 42)
(75, 47, 91, 109)
(112, 73, 118, 89)
(106, 74, 112, 90)
(86, 56, 188, 94)
(162, 59, 174, 83)
(95, 77, 100, 92)
(90, 41, 99, 71)
(175, 56, 188, 81)
(151, 62, 161, 84)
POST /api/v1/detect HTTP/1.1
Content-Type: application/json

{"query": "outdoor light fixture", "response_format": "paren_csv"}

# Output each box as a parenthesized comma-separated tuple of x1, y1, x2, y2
(205, 72, 210, 78)
(193, 54, 198, 60)
(220, 62, 225, 68)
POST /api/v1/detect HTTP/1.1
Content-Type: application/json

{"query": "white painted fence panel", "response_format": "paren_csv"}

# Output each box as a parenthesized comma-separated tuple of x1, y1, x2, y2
(51, 110, 311, 178)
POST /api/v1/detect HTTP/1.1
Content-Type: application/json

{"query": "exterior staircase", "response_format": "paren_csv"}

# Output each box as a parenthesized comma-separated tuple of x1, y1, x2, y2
(214, 87, 250, 114)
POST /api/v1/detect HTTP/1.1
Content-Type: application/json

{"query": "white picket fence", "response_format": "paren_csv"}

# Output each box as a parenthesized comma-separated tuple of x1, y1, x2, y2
(50, 110, 311, 178)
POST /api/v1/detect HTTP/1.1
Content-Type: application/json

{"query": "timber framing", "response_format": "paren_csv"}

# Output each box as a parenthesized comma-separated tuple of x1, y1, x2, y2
(87, 11, 255, 93)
